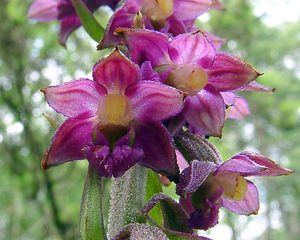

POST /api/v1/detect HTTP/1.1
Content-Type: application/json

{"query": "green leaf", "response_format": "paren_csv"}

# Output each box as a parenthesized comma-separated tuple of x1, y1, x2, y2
(80, 166, 105, 240)
(71, 0, 104, 42)
(144, 170, 163, 226)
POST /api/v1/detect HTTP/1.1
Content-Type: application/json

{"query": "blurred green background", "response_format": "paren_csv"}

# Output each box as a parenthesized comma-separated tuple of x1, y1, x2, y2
(0, 0, 299, 239)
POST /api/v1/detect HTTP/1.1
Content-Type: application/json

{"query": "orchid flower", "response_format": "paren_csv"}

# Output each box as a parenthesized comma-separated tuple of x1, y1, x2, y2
(41, 50, 183, 178)
(176, 152, 293, 230)
(118, 29, 261, 137)
(98, 0, 223, 49)
(28, 0, 120, 45)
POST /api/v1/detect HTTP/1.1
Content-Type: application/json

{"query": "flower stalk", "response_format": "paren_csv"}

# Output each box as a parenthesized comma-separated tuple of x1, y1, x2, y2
(80, 165, 105, 240)
(107, 165, 147, 239)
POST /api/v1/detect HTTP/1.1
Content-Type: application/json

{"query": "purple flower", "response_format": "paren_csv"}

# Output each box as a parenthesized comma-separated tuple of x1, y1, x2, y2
(221, 92, 250, 120)
(98, 0, 223, 49)
(118, 29, 262, 137)
(176, 152, 293, 230)
(28, 0, 120, 45)
(41, 50, 183, 178)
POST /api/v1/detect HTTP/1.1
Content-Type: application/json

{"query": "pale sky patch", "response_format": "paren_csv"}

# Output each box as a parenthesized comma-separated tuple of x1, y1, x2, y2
(253, 0, 300, 26)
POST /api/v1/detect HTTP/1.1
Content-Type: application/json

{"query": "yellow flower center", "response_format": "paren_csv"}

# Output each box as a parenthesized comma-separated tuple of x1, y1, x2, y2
(100, 94, 130, 126)
(156, 0, 173, 18)
(166, 65, 208, 95)
(142, 0, 173, 22)
(215, 173, 248, 201)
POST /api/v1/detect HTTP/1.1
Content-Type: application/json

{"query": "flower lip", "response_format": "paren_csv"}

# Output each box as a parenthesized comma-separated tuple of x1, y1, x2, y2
(141, 0, 174, 22)
(213, 172, 248, 201)
(165, 64, 208, 95)
(97, 93, 133, 127)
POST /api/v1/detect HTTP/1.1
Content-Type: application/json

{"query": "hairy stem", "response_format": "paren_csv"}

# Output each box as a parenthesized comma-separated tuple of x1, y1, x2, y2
(107, 165, 147, 239)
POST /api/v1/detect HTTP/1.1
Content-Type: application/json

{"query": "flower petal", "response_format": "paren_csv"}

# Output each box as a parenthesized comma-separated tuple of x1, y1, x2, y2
(140, 61, 161, 82)
(126, 81, 183, 122)
(98, 6, 136, 49)
(176, 149, 189, 171)
(188, 206, 220, 230)
(184, 87, 225, 137)
(218, 151, 293, 177)
(241, 81, 275, 93)
(173, 0, 224, 21)
(118, 28, 171, 66)
(167, 15, 188, 36)
(179, 195, 195, 215)
(204, 31, 226, 50)
(42, 114, 94, 169)
(177, 160, 217, 196)
(59, 15, 81, 45)
(42, 79, 105, 118)
(28, 0, 59, 21)
(188, 188, 223, 230)
(207, 53, 261, 91)
(220, 91, 235, 106)
(134, 121, 179, 181)
(84, 144, 143, 178)
(169, 31, 216, 68)
(93, 50, 140, 92)
(227, 95, 250, 120)
(222, 180, 259, 215)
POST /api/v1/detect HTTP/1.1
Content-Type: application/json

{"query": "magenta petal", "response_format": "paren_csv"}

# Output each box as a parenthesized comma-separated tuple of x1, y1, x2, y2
(173, 0, 224, 21)
(184, 87, 225, 137)
(204, 31, 226, 50)
(227, 95, 250, 120)
(140, 61, 161, 82)
(42, 114, 94, 169)
(98, 7, 135, 49)
(215, 156, 267, 177)
(167, 15, 188, 36)
(188, 188, 223, 230)
(169, 31, 216, 68)
(218, 152, 293, 177)
(120, 29, 171, 66)
(208, 53, 261, 91)
(177, 160, 217, 196)
(220, 92, 235, 106)
(93, 50, 139, 92)
(179, 195, 195, 215)
(221, 92, 250, 120)
(188, 205, 220, 230)
(28, 0, 59, 21)
(176, 149, 189, 171)
(222, 180, 259, 215)
(85, 144, 143, 177)
(42, 79, 106, 118)
(59, 15, 81, 45)
(241, 81, 275, 93)
(134, 122, 179, 180)
(126, 81, 183, 122)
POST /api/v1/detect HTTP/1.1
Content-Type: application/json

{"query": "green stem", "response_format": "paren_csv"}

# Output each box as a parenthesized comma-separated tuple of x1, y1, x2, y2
(80, 165, 105, 240)
(107, 165, 147, 239)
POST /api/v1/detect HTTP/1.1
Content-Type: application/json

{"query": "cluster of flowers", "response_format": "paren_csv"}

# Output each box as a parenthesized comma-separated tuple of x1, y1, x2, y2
(29, 0, 292, 236)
